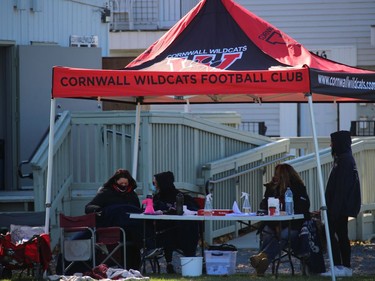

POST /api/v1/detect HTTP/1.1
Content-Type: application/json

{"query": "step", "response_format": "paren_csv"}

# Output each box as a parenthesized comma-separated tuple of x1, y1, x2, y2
(0, 190, 34, 212)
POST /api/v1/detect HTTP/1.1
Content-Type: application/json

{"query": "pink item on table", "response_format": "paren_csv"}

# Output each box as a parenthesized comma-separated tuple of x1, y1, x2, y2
(142, 198, 155, 214)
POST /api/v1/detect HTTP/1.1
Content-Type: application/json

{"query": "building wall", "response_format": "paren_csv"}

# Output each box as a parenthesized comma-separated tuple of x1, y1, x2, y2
(0, 0, 109, 190)
(0, 0, 110, 55)
(17, 46, 102, 189)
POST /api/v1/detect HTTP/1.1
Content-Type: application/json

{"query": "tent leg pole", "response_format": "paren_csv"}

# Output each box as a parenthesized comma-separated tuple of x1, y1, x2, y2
(307, 94, 336, 281)
(44, 98, 56, 234)
(132, 102, 141, 178)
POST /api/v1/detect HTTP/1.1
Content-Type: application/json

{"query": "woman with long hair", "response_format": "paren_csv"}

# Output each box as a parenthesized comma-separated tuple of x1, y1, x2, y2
(250, 163, 311, 276)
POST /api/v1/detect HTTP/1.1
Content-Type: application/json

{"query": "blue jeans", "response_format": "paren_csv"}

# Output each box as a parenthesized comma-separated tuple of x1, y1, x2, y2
(260, 225, 298, 263)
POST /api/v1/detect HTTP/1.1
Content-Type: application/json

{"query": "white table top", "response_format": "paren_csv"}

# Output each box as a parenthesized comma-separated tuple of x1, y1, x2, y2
(130, 213, 304, 221)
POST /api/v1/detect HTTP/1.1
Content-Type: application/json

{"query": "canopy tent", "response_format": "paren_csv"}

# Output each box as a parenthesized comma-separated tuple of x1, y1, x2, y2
(49, 0, 375, 279)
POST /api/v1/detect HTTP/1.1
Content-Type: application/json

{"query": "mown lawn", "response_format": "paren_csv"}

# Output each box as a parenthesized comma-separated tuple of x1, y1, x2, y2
(2, 273, 375, 281)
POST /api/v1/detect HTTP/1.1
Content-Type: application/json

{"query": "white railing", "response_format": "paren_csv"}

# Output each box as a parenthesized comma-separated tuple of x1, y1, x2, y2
(31, 110, 375, 248)
(109, 0, 199, 31)
(31, 110, 271, 248)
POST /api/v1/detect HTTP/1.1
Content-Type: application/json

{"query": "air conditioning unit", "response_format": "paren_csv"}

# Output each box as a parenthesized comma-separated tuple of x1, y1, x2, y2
(70, 35, 98, 48)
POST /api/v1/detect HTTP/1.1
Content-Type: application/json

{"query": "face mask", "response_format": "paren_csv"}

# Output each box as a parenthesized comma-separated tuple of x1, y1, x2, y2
(149, 182, 156, 192)
(113, 183, 130, 193)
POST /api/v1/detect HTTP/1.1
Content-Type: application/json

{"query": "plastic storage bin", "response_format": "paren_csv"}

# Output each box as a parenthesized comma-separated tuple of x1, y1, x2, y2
(204, 250, 237, 275)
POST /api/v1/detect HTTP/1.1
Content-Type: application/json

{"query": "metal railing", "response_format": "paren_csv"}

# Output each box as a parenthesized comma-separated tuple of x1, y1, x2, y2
(109, 0, 199, 31)
(350, 120, 375, 136)
(237, 121, 267, 136)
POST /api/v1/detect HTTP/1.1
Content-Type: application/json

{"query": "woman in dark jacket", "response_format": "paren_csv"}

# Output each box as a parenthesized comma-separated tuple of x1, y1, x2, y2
(250, 163, 310, 276)
(85, 169, 140, 216)
(321, 131, 361, 277)
(151, 171, 199, 274)
(85, 169, 142, 270)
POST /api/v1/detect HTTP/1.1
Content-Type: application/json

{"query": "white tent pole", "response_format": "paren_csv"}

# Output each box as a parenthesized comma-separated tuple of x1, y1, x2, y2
(132, 101, 141, 178)
(307, 94, 336, 281)
(44, 98, 56, 234)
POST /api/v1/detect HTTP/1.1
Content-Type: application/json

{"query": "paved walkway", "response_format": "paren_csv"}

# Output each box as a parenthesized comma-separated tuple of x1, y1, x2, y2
(226, 230, 259, 249)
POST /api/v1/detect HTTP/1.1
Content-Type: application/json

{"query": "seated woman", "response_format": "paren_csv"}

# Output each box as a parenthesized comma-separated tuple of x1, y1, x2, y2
(85, 169, 143, 270)
(151, 171, 200, 274)
(250, 163, 311, 276)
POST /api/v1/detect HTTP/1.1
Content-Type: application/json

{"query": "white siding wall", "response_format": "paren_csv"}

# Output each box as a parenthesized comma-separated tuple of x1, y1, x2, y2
(0, 0, 110, 55)
(237, 0, 375, 67)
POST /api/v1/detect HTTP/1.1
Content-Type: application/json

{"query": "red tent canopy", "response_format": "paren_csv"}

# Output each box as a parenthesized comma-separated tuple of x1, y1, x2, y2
(53, 64, 314, 102)
(52, 0, 375, 103)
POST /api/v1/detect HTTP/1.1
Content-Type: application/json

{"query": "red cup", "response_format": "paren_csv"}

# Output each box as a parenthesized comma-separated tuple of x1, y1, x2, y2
(269, 206, 276, 216)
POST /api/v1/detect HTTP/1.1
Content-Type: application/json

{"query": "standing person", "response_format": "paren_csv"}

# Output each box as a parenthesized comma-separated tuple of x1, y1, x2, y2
(250, 163, 311, 276)
(85, 169, 143, 270)
(321, 131, 361, 277)
(152, 171, 200, 274)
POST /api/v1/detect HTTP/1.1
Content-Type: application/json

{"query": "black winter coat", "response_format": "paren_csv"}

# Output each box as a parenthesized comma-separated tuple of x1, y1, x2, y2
(325, 131, 361, 220)
(85, 186, 141, 214)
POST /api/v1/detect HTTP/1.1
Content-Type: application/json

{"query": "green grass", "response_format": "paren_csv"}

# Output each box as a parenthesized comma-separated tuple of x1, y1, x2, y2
(2, 273, 375, 281)
(145, 274, 375, 281)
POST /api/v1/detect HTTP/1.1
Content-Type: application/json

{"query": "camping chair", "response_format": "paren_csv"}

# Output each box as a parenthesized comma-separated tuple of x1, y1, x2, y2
(59, 213, 96, 275)
(0, 211, 51, 279)
(140, 216, 201, 274)
(140, 220, 165, 274)
(271, 242, 308, 276)
(257, 223, 309, 277)
(95, 226, 126, 269)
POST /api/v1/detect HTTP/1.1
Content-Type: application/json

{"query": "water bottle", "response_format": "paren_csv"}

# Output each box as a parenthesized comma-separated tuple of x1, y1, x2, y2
(285, 187, 294, 215)
(176, 192, 184, 215)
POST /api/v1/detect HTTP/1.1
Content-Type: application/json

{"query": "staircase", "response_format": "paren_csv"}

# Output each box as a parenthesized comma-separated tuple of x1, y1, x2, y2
(0, 190, 35, 212)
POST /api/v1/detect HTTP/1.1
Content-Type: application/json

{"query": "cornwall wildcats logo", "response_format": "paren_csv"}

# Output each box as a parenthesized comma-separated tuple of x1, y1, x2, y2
(165, 45, 247, 71)
(258, 27, 293, 46)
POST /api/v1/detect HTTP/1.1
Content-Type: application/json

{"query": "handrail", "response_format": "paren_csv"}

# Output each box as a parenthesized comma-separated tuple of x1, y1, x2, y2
(350, 120, 375, 136)
(18, 114, 62, 179)
(205, 154, 294, 189)
(238, 121, 267, 136)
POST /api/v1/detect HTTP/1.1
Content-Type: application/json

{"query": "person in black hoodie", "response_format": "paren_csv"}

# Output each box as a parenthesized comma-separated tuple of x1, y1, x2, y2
(151, 171, 200, 274)
(250, 163, 311, 276)
(321, 131, 361, 277)
(85, 169, 143, 270)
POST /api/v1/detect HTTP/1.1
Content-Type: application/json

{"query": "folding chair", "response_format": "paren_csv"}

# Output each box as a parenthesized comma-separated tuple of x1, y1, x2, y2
(95, 226, 126, 269)
(257, 223, 307, 277)
(271, 244, 308, 276)
(59, 213, 96, 274)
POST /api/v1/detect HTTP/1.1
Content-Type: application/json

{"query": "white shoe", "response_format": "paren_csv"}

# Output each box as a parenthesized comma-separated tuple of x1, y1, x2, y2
(342, 266, 353, 277)
(320, 266, 352, 277)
